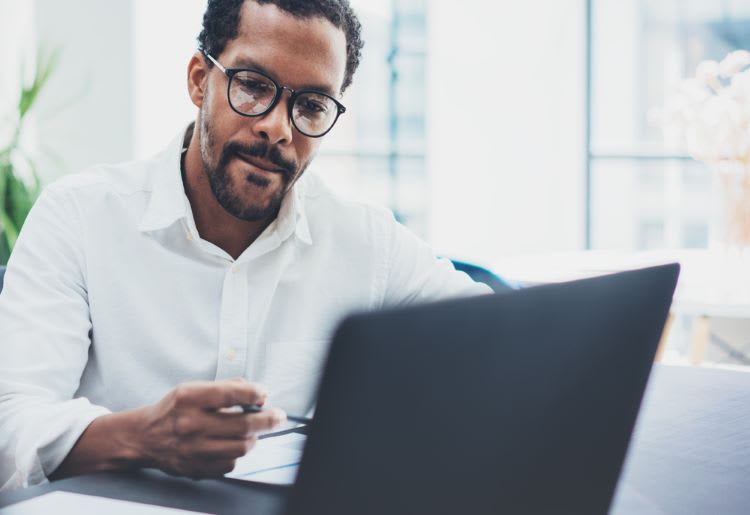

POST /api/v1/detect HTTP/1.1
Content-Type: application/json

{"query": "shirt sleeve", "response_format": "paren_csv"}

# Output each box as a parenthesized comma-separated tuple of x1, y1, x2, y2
(381, 213, 493, 307)
(0, 184, 111, 491)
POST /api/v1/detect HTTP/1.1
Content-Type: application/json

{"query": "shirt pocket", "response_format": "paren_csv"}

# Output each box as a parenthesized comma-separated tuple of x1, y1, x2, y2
(263, 338, 330, 415)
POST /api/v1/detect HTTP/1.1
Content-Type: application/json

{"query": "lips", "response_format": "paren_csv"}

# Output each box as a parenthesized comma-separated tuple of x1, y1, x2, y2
(235, 152, 284, 174)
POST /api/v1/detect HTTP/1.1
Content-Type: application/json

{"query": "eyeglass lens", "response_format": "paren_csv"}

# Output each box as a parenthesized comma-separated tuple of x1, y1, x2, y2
(229, 70, 339, 136)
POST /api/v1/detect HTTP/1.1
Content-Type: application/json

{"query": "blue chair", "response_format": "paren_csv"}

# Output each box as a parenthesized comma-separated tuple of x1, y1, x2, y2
(0, 265, 5, 293)
(450, 259, 515, 293)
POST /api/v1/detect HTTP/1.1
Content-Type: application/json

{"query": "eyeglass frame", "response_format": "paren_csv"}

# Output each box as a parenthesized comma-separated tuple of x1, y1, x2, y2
(203, 52, 347, 138)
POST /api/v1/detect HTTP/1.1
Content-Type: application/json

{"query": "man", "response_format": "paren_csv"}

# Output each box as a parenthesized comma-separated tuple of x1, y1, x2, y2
(0, 0, 486, 489)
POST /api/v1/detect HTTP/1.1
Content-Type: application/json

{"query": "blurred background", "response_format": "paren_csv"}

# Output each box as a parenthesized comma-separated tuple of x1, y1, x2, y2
(2, 0, 750, 369)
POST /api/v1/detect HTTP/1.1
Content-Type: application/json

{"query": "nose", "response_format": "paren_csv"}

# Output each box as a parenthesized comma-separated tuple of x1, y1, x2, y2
(251, 89, 294, 145)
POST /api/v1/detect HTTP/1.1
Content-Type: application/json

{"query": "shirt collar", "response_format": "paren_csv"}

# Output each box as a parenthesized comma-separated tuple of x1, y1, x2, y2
(137, 128, 188, 233)
(277, 179, 313, 245)
(138, 124, 312, 246)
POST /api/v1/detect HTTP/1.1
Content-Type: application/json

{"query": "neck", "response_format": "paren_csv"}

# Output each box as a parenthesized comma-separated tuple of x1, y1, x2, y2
(182, 127, 272, 260)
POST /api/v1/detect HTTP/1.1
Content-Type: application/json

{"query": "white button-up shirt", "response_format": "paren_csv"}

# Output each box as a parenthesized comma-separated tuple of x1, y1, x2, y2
(0, 127, 488, 490)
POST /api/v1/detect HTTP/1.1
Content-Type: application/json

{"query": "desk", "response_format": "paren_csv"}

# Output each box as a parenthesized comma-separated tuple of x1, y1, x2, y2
(1, 365, 748, 515)
(611, 365, 750, 514)
(493, 249, 750, 365)
(492, 249, 750, 315)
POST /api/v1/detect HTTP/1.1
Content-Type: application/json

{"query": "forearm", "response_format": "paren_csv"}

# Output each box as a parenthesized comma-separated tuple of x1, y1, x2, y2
(49, 408, 151, 480)
(40, 380, 281, 483)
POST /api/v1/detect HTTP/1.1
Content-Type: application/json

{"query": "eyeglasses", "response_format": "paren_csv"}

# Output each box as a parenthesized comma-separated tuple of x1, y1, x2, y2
(204, 52, 346, 138)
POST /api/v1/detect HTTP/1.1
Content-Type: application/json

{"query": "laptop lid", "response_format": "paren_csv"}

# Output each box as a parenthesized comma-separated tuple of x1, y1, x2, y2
(287, 264, 679, 515)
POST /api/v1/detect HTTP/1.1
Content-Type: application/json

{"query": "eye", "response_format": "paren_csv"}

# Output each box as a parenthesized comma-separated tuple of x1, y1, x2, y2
(298, 98, 329, 116)
(238, 78, 272, 95)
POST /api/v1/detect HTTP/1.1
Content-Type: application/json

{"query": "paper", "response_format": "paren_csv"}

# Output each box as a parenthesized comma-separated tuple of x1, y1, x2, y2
(225, 432, 306, 485)
(0, 492, 211, 514)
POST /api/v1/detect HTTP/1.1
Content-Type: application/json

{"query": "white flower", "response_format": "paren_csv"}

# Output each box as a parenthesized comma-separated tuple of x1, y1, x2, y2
(686, 122, 718, 161)
(678, 78, 711, 102)
(719, 50, 750, 78)
(696, 60, 722, 91)
(654, 50, 750, 166)
(730, 69, 750, 101)
(737, 134, 750, 161)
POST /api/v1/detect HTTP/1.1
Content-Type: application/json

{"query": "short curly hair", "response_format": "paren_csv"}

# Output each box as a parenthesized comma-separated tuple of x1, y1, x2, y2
(197, 0, 363, 92)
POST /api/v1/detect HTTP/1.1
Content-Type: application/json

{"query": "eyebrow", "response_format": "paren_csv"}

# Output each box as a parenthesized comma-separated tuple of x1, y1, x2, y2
(229, 56, 339, 97)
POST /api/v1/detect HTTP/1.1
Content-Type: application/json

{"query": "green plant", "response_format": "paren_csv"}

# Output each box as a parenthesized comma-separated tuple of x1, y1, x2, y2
(0, 49, 59, 265)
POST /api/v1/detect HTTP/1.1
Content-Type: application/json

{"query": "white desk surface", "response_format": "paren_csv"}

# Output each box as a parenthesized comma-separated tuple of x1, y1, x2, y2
(492, 249, 750, 318)
(611, 364, 750, 514)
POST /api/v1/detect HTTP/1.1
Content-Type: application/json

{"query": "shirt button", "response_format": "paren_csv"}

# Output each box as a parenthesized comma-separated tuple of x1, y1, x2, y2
(231, 265, 240, 274)
(225, 348, 237, 361)
(186, 231, 194, 241)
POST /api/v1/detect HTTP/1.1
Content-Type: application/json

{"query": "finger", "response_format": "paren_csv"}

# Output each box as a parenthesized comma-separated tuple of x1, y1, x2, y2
(244, 408, 287, 434)
(192, 412, 256, 438)
(190, 436, 258, 460)
(179, 407, 287, 439)
(172, 380, 267, 409)
(213, 408, 287, 437)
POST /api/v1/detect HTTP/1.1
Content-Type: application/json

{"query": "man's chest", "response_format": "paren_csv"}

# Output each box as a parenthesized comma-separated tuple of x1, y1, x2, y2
(80, 232, 381, 413)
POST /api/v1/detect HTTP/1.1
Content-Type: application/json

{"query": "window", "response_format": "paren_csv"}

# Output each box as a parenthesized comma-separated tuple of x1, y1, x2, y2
(587, 0, 750, 250)
(313, 0, 429, 236)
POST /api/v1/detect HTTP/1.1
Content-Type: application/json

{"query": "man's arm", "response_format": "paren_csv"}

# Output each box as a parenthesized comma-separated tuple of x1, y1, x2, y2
(0, 184, 105, 489)
(51, 380, 286, 480)
(0, 185, 286, 488)
(381, 215, 492, 307)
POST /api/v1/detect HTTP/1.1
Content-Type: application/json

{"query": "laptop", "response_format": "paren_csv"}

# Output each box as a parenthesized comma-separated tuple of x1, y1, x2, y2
(286, 264, 680, 515)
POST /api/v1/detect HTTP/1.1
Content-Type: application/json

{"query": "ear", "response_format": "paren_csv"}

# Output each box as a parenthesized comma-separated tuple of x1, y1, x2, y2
(187, 51, 209, 109)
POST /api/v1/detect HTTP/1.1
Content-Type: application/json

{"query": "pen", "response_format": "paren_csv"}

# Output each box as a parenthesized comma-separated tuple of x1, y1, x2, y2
(241, 404, 313, 425)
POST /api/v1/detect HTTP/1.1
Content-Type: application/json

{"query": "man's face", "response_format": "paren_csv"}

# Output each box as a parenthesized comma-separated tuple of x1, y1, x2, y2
(198, 1, 347, 222)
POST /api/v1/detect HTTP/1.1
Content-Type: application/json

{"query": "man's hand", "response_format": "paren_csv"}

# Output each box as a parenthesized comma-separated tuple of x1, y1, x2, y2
(136, 379, 286, 478)
(51, 379, 286, 480)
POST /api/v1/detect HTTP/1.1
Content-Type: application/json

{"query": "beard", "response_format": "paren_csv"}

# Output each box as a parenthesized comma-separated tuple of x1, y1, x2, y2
(199, 106, 301, 222)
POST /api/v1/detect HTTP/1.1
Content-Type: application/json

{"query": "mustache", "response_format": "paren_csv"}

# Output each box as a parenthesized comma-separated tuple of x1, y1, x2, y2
(219, 141, 297, 178)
